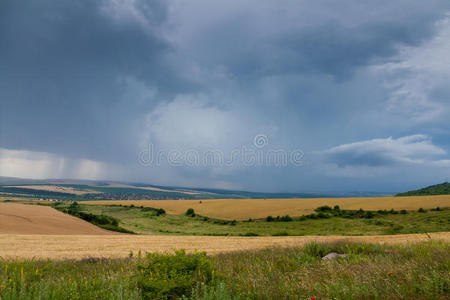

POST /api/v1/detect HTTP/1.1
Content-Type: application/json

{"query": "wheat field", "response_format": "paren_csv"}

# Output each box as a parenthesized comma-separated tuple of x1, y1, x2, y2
(1, 232, 449, 259)
(85, 195, 450, 220)
(0, 203, 117, 235)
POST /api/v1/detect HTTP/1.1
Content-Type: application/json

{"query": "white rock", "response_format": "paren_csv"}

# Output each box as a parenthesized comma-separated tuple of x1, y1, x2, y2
(322, 252, 347, 260)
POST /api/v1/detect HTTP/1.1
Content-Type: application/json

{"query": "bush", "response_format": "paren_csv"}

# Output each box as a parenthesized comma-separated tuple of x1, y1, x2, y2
(141, 207, 166, 216)
(186, 208, 195, 217)
(242, 232, 259, 236)
(266, 216, 274, 222)
(279, 215, 293, 222)
(400, 209, 408, 214)
(138, 250, 218, 300)
(272, 231, 289, 236)
(69, 201, 79, 210)
(364, 211, 375, 219)
(316, 212, 330, 219)
(315, 205, 332, 212)
(418, 208, 427, 213)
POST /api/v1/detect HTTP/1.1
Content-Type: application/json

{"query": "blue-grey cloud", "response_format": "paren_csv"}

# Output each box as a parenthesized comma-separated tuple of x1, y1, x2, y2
(322, 135, 446, 167)
(1, 0, 450, 192)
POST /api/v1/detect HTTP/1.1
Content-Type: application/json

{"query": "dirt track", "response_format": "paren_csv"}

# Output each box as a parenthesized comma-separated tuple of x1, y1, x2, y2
(0, 203, 118, 235)
(0, 232, 448, 259)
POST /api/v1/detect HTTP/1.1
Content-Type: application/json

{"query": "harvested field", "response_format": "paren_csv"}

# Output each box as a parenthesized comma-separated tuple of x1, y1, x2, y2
(85, 195, 450, 219)
(0, 232, 448, 259)
(0, 203, 118, 235)
(7, 185, 100, 195)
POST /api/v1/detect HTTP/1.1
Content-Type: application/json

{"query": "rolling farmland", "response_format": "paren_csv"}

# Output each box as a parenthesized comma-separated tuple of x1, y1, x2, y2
(84, 195, 450, 220)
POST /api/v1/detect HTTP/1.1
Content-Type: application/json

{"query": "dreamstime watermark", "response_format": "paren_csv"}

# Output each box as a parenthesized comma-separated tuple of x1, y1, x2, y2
(138, 134, 304, 167)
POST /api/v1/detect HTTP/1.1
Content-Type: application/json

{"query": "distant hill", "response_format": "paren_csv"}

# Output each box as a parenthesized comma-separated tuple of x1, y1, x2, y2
(396, 182, 450, 196)
(0, 176, 393, 199)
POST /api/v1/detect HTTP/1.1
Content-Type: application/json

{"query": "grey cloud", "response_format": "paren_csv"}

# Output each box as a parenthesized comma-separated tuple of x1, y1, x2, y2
(170, 0, 450, 80)
(1, 0, 450, 192)
(322, 135, 447, 167)
(0, 0, 186, 162)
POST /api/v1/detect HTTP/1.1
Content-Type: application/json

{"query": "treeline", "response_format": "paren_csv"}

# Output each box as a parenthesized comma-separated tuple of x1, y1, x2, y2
(52, 202, 134, 233)
(264, 206, 416, 222)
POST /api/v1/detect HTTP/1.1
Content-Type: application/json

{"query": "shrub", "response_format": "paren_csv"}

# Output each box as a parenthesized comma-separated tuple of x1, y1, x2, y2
(400, 209, 408, 214)
(316, 212, 330, 219)
(272, 231, 289, 236)
(186, 208, 195, 217)
(141, 207, 166, 216)
(279, 215, 293, 222)
(364, 211, 375, 219)
(242, 232, 259, 236)
(266, 216, 274, 222)
(69, 201, 79, 210)
(315, 205, 332, 212)
(418, 208, 427, 213)
(138, 250, 218, 300)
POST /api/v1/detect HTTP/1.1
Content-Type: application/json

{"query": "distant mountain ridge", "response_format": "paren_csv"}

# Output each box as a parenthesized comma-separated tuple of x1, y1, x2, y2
(396, 182, 450, 196)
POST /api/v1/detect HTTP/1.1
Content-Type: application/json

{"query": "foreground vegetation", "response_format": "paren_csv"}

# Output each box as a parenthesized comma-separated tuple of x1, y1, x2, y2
(1, 241, 448, 299)
(51, 202, 450, 236)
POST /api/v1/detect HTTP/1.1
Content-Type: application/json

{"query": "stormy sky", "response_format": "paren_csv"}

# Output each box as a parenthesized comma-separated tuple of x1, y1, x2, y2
(1, 0, 450, 193)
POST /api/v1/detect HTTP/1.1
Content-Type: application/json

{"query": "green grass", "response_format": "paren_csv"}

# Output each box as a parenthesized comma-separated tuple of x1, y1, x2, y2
(58, 203, 450, 236)
(1, 241, 448, 299)
(212, 240, 450, 299)
(0, 258, 140, 299)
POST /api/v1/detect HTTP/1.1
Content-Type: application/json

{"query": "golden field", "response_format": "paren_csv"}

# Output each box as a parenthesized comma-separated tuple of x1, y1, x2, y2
(0, 203, 117, 235)
(1, 232, 449, 260)
(85, 195, 450, 220)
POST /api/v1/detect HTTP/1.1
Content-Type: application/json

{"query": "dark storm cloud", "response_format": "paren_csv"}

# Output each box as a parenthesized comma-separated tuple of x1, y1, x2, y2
(0, 0, 189, 161)
(172, 0, 450, 80)
(1, 0, 450, 192)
